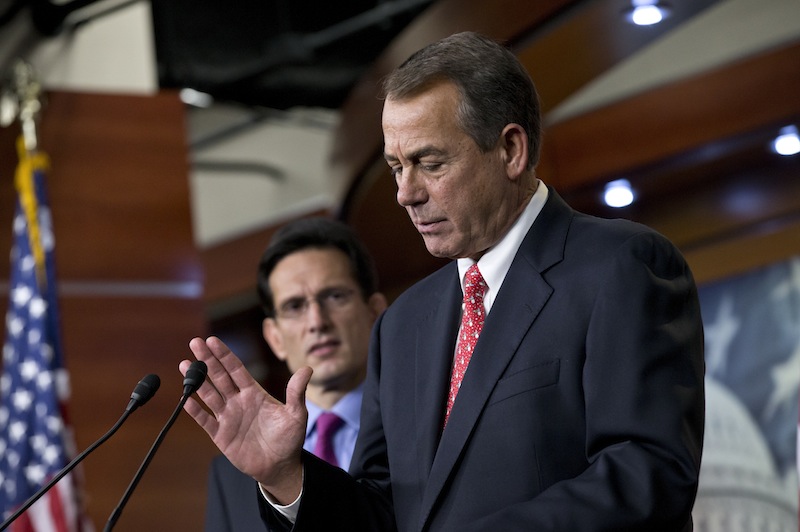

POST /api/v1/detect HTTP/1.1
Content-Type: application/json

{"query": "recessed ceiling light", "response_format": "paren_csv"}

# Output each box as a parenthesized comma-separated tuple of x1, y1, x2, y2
(604, 179, 635, 208)
(772, 125, 800, 156)
(624, 0, 671, 26)
(180, 88, 214, 108)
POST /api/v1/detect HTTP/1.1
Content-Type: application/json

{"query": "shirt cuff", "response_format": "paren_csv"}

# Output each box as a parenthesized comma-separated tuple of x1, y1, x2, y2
(258, 470, 303, 524)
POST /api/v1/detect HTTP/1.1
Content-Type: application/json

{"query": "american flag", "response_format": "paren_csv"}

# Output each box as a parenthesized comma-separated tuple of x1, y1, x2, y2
(0, 139, 90, 531)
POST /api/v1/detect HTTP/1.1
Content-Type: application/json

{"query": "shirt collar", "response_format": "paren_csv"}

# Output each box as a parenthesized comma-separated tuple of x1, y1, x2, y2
(457, 180, 548, 313)
(305, 384, 363, 437)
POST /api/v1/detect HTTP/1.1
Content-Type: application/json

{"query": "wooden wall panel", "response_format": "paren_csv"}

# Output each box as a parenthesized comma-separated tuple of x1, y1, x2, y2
(61, 296, 215, 531)
(33, 91, 203, 282)
(0, 91, 217, 531)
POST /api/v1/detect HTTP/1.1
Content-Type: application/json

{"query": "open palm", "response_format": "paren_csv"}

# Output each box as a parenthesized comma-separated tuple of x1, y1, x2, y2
(180, 336, 311, 501)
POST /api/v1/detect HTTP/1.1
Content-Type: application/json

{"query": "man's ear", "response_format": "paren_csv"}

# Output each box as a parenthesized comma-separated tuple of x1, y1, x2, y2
(500, 123, 528, 181)
(368, 292, 389, 319)
(263, 317, 288, 362)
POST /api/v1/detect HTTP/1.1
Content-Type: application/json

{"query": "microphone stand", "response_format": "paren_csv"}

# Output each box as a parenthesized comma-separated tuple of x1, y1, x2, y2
(102, 392, 189, 532)
(0, 373, 160, 531)
(103, 361, 206, 531)
(0, 411, 131, 531)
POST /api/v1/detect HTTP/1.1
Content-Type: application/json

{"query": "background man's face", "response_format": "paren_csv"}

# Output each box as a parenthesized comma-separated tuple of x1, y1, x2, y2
(263, 247, 381, 394)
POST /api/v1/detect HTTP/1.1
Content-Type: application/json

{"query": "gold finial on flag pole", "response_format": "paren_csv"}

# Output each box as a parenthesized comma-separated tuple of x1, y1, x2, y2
(15, 60, 42, 153)
(1, 59, 43, 153)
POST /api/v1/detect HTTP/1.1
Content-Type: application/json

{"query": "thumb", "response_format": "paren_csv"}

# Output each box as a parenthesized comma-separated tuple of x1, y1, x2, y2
(285, 366, 313, 412)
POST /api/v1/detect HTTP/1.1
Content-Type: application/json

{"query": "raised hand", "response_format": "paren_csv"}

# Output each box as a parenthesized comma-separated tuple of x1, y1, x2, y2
(179, 336, 312, 503)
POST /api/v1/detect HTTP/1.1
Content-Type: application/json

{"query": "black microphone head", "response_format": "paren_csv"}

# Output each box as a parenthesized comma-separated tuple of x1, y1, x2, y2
(182, 360, 208, 396)
(127, 374, 160, 412)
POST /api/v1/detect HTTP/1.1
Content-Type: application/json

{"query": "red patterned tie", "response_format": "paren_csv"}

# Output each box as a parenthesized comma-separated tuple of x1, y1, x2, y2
(314, 412, 344, 466)
(444, 264, 487, 426)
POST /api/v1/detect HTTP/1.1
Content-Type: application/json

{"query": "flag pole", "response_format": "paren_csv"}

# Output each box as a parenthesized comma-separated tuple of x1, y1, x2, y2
(8, 61, 49, 290)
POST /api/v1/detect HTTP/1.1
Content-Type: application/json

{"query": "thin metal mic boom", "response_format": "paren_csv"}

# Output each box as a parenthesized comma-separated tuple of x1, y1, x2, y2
(103, 361, 207, 531)
(0, 374, 160, 531)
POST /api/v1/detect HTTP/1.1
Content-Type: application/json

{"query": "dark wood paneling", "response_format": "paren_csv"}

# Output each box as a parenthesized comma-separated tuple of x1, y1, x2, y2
(61, 296, 217, 531)
(16, 91, 202, 283)
(0, 91, 216, 531)
(559, 124, 800, 248)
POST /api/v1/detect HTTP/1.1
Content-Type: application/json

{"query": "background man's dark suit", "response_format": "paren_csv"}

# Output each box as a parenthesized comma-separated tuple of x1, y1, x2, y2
(202, 218, 381, 532)
(277, 188, 705, 531)
(206, 455, 265, 531)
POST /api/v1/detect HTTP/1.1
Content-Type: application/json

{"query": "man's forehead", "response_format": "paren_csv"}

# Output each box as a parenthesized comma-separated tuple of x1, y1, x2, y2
(270, 249, 352, 285)
(271, 275, 355, 299)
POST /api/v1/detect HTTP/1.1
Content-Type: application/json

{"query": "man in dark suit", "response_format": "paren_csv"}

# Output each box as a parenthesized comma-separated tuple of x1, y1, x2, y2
(182, 32, 704, 531)
(202, 218, 386, 531)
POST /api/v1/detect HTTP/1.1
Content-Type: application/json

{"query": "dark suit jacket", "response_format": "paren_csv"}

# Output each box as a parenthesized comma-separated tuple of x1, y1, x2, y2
(205, 454, 267, 531)
(270, 189, 705, 531)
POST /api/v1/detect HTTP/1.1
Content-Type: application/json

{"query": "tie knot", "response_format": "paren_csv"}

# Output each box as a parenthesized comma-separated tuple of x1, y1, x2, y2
(463, 264, 486, 302)
(316, 411, 344, 437)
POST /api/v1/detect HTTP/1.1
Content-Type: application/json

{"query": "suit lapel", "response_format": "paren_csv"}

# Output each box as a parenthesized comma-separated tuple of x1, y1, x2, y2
(414, 265, 462, 484)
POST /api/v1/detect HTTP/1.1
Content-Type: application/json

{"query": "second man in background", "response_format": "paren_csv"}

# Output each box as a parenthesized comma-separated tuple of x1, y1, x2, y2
(203, 218, 387, 531)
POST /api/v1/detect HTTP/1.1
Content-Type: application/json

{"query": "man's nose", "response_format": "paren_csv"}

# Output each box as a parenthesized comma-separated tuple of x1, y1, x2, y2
(396, 169, 426, 207)
(305, 298, 332, 330)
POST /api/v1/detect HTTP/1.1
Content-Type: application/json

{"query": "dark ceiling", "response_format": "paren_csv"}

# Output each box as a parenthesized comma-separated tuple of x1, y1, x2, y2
(149, 0, 434, 109)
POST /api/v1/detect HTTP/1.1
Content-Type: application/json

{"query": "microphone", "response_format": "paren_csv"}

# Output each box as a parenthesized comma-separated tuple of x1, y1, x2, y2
(103, 360, 207, 532)
(0, 374, 160, 531)
(128, 373, 162, 413)
(182, 359, 208, 396)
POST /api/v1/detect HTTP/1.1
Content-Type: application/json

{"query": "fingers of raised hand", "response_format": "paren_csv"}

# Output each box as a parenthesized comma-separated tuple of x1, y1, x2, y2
(204, 336, 260, 392)
(187, 336, 242, 395)
(194, 336, 262, 395)
(182, 395, 219, 439)
(180, 358, 226, 414)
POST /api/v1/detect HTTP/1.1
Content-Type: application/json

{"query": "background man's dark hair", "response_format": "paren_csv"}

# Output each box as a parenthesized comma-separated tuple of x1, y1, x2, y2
(257, 217, 379, 318)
